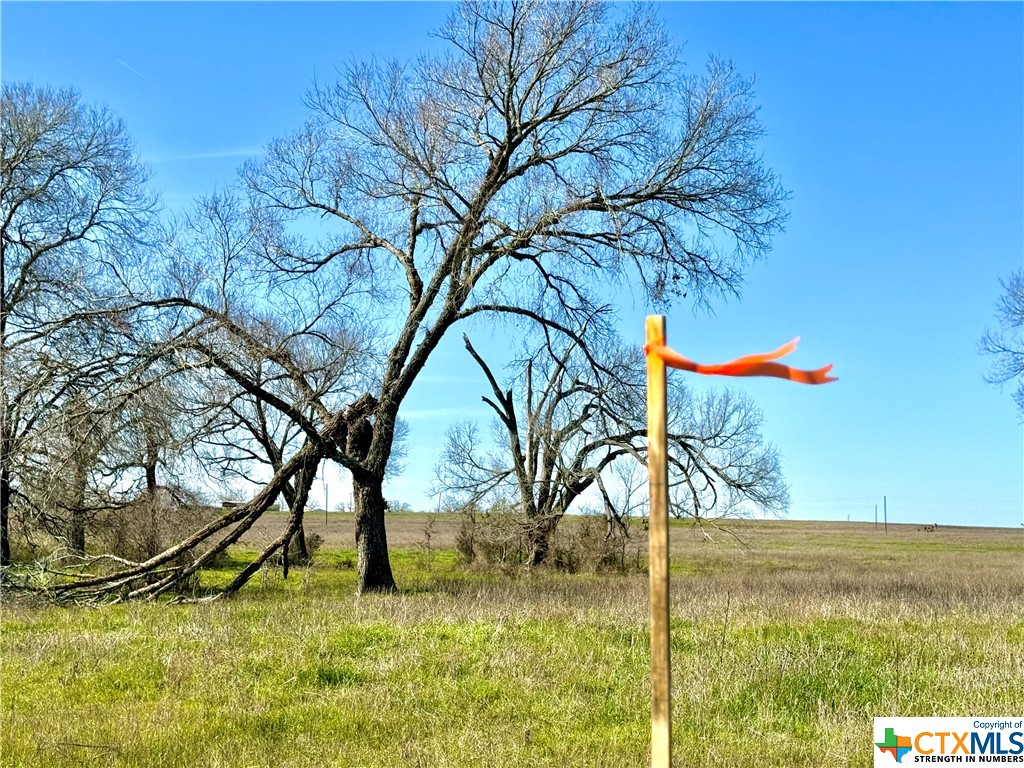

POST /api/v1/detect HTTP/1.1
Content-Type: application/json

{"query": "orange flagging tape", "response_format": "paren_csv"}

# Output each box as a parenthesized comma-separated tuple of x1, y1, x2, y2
(644, 337, 837, 385)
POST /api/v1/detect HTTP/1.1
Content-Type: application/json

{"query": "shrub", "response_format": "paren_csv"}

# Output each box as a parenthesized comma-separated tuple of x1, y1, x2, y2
(454, 501, 530, 568)
(455, 502, 640, 575)
(96, 488, 216, 564)
(549, 515, 638, 574)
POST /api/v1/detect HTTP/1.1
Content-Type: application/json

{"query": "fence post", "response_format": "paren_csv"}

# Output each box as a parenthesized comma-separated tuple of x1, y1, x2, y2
(646, 315, 671, 768)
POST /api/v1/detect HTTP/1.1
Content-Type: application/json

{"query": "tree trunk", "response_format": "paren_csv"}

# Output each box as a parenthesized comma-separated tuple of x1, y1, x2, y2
(67, 440, 92, 556)
(344, 395, 396, 593)
(144, 457, 158, 497)
(353, 475, 396, 593)
(69, 471, 86, 556)
(283, 516, 310, 571)
(528, 520, 552, 567)
(278, 473, 310, 566)
(0, 465, 11, 566)
(144, 423, 159, 496)
(527, 502, 574, 568)
(289, 518, 309, 564)
(145, 463, 158, 496)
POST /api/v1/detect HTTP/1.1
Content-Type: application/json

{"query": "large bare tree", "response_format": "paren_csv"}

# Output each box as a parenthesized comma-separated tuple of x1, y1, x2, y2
(238, 0, 786, 592)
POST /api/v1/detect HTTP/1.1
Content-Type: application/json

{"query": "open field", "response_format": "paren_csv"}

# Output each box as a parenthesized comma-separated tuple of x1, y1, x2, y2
(2, 517, 1022, 767)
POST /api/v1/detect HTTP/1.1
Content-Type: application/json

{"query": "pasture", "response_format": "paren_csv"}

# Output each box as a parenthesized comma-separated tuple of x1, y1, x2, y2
(2, 516, 1022, 767)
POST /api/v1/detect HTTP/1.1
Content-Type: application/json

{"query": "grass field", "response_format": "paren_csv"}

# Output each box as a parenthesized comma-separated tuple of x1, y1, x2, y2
(2, 515, 1022, 767)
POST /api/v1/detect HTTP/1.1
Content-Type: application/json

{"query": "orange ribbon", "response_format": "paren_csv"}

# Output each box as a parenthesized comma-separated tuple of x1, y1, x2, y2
(644, 337, 837, 385)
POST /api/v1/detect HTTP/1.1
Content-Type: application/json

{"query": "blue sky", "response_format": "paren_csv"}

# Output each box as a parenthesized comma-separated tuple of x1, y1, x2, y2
(3, 2, 1021, 528)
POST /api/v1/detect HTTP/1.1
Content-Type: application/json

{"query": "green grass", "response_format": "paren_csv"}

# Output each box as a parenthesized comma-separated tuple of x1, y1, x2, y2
(2, 521, 1022, 768)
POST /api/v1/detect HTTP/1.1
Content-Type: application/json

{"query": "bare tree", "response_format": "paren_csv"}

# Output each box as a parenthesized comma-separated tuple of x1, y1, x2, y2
(106, 192, 374, 594)
(1, 83, 155, 565)
(163, 193, 380, 582)
(668, 386, 789, 523)
(9, 182, 388, 600)
(981, 269, 1024, 416)
(9, 385, 105, 558)
(9, 341, 212, 566)
(236, 0, 786, 592)
(437, 332, 789, 566)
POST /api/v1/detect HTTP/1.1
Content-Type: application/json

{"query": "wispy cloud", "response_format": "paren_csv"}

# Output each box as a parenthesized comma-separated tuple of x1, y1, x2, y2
(145, 148, 264, 164)
(115, 58, 152, 84)
(401, 407, 489, 421)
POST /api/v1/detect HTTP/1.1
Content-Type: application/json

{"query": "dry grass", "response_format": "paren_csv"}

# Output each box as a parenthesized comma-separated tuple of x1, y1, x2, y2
(247, 511, 1023, 616)
(2, 517, 1022, 768)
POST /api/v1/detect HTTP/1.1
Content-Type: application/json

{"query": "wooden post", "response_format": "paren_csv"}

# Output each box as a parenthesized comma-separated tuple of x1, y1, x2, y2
(646, 315, 671, 768)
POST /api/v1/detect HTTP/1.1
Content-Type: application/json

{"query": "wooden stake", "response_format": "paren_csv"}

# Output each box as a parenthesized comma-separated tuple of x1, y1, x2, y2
(646, 315, 671, 768)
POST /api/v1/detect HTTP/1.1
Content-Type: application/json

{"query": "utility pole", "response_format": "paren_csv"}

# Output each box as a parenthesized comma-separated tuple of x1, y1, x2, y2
(884, 495, 888, 535)
(875, 504, 878, 529)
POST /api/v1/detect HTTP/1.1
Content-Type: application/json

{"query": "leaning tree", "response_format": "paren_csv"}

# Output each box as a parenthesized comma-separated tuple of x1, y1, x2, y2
(11, 187, 374, 600)
(238, 0, 787, 592)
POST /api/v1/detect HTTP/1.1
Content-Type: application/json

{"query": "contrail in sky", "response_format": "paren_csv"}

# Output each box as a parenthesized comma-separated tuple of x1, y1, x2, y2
(115, 59, 151, 83)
